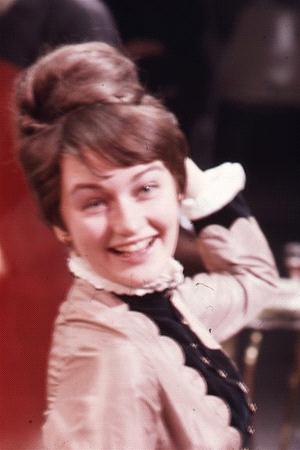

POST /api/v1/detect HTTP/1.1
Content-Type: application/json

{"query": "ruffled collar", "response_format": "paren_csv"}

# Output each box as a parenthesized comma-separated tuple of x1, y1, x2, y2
(67, 253, 184, 296)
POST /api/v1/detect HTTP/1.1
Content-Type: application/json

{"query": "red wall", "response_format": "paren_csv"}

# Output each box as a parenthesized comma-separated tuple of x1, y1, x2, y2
(0, 60, 71, 449)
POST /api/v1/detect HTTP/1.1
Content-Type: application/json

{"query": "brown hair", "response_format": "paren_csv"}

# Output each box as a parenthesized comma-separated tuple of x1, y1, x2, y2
(15, 42, 188, 227)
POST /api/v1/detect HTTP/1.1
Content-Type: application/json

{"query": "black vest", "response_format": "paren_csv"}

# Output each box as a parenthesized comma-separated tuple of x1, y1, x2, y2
(120, 290, 255, 446)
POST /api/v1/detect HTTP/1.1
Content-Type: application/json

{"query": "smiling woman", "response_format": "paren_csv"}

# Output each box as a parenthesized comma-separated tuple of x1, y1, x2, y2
(15, 42, 187, 229)
(58, 155, 179, 287)
(14, 42, 283, 450)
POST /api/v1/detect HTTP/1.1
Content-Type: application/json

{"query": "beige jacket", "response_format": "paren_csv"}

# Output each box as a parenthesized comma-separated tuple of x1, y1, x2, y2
(43, 216, 279, 450)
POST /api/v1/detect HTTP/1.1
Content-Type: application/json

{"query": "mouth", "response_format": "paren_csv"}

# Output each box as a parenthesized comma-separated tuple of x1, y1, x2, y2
(109, 236, 157, 256)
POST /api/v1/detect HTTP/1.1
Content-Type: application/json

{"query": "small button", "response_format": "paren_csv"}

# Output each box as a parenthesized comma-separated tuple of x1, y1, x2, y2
(218, 369, 228, 378)
(248, 402, 257, 413)
(237, 381, 249, 393)
(190, 343, 198, 349)
(247, 425, 255, 435)
(200, 356, 211, 365)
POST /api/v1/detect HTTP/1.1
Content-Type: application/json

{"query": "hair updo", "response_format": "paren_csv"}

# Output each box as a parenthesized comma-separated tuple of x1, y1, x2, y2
(15, 42, 188, 227)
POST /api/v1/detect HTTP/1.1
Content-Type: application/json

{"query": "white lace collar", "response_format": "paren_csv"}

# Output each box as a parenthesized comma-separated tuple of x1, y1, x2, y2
(67, 253, 184, 296)
(67, 253, 221, 349)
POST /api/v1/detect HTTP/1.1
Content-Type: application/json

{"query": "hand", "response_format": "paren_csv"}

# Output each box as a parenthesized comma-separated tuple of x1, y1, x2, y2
(182, 158, 246, 220)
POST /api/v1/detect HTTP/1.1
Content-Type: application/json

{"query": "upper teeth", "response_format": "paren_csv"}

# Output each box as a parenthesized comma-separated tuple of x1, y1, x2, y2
(113, 237, 153, 253)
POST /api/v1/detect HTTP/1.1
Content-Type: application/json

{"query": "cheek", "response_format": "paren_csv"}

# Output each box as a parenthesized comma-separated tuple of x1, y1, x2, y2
(156, 192, 180, 221)
(151, 197, 180, 241)
(67, 215, 108, 252)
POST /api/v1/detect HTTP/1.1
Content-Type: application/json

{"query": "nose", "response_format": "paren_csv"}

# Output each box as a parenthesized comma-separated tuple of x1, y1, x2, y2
(109, 197, 144, 236)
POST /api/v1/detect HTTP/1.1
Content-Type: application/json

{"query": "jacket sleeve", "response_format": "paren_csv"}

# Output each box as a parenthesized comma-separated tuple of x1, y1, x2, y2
(43, 332, 160, 450)
(179, 161, 279, 342)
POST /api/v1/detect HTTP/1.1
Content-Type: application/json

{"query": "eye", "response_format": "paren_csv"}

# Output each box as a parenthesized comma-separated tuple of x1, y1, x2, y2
(82, 198, 106, 211)
(140, 183, 158, 194)
(142, 184, 153, 192)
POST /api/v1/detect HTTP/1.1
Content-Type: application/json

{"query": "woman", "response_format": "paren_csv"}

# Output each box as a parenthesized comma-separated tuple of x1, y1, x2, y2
(14, 42, 279, 449)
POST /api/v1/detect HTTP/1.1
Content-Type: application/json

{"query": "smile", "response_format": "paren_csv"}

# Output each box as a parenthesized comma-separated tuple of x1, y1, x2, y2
(110, 236, 156, 255)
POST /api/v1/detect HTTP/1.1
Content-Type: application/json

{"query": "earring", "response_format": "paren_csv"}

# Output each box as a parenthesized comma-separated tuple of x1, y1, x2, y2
(61, 234, 72, 245)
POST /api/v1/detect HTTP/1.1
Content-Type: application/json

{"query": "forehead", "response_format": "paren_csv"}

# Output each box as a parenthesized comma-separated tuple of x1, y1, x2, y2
(60, 153, 168, 192)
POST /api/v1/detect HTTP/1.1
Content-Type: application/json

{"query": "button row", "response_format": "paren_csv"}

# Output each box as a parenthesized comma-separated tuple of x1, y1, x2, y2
(191, 343, 253, 398)
(188, 340, 257, 433)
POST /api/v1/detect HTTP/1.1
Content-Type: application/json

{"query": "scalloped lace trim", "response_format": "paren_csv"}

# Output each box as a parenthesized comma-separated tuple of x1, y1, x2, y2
(128, 309, 235, 437)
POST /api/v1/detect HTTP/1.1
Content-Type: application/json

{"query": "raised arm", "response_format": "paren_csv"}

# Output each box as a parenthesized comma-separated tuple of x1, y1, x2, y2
(178, 159, 279, 342)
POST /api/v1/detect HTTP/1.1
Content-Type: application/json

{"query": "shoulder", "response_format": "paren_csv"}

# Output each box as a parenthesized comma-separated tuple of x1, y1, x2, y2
(48, 300, 159, 406)
(50, 279, 159, 373)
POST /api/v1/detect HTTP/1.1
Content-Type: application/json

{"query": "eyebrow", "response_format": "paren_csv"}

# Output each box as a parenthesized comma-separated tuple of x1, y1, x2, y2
(131, 164, 163, 181)
(70, 164, 164, 195)
(70, 183, 104, 195)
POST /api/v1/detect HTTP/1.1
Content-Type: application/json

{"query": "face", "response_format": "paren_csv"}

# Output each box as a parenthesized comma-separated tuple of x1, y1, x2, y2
(57, 153, 181, 287)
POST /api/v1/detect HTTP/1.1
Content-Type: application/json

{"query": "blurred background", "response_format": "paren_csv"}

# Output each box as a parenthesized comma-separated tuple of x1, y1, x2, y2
(0, 0, 300, 448)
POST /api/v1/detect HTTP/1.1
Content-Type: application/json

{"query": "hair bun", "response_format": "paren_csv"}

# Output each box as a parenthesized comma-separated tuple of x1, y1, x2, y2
(15, 42, 145, 130)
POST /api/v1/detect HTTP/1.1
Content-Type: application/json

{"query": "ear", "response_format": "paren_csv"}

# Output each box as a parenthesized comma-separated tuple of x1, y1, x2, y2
(53, 226, 72, 246)
(178, 193, 184, 202)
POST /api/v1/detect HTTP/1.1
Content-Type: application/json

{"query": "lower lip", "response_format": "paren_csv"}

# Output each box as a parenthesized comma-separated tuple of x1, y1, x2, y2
(109, 237, 157, 264)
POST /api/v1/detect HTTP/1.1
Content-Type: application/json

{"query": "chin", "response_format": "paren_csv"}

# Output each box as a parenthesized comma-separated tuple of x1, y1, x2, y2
(114, 266, 163, 288)
(116, 275, 157, 289)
